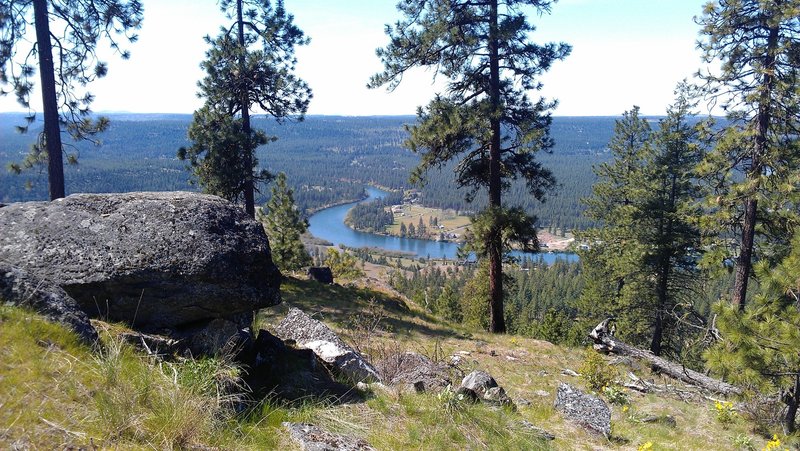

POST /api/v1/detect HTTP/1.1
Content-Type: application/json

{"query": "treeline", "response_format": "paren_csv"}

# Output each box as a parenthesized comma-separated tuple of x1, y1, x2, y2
(389, 258, 585, 344)
(344, 191, 403, 232)
(1, 114, 611, 231)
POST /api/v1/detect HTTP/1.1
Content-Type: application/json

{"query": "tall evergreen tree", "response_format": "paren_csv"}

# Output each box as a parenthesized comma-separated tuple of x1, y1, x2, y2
(695, 0, 800, 310)
(1, 0, 143, 199)
(370, 0, 570, 332)
(578, 107, 653, 347)
(578, 98, 704, 356)
(706, 231, 800, 434)
(179, 0, 311, 217)
(258, 172, 311, 271)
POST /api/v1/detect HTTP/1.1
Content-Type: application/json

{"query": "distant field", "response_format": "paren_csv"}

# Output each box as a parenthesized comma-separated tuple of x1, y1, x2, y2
(386, 204, 471, 239)
(383, 203, 575, 250)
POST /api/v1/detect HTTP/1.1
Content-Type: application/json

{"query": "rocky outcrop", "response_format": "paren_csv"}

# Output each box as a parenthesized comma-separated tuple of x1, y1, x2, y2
(376, 352, 451, 392)
(0, 262, 98, 344)
(457, 370, 514, 407)
(274, 308, 381, 383)
(554, 382, 611, 436)
(283, 422, 375, 451)
(0, 192, 282, 347)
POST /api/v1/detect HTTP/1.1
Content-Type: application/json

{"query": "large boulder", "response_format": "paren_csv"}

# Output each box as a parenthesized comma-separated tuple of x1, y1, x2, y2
(274, 308, 381, 383)
(0, 262, 98, 344)
(0, 192, 281, 339)
(554, 382, 611, 436)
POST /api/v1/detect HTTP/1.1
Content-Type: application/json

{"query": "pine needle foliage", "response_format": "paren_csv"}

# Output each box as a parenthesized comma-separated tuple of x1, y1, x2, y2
(1, 0, 143, 198)
(694, 0, 800, 309)
(370, 0, 570, 332)
(706, 231, 800, 434)
(578, 92, 705, 356)
(258, 172, 311, 272)
(179, 0, 311, 216)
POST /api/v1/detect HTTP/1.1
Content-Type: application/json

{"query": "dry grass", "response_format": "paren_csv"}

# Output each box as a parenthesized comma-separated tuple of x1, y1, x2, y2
(1, 276, 782, 449)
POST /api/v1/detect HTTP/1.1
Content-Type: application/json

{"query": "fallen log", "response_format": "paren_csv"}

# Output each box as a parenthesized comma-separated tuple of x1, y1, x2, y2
(588, 319, 742, 397)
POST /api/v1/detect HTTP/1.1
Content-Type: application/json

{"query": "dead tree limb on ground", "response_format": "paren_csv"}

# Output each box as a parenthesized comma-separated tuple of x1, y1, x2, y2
(588, 319, 742, 397)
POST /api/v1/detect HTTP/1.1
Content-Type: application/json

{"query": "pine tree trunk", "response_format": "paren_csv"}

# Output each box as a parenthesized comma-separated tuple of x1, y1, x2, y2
(237, 0, 255, 218)
(650, 265, 667, 356)
(732, 197, 756, 309)
(732, 23, 777, 310)
(487, 0, 505, 333)
(783, 374, 800, 435)
(33, 0, 65, 200)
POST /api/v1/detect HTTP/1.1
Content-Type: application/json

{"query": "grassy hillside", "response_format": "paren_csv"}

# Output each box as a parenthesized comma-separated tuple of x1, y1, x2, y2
(1, 279, 773, 450)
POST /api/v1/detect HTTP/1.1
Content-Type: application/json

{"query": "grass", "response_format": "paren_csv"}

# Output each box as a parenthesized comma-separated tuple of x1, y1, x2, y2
(1, 277, 784, 449)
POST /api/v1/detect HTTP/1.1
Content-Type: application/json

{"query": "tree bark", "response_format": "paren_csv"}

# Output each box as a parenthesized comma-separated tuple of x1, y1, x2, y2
(589, 319, 742, 396)
(732, 197, 756, 310)
(33, 0, 65, 200)
(783, 374, 799, 434)
(236, 0, 255, 218)
(487, 0, 504, 333)
(731, 22, 777, 310)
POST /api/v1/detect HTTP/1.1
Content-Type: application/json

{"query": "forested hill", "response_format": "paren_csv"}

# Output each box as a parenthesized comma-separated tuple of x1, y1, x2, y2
(0, 114, 619, 230)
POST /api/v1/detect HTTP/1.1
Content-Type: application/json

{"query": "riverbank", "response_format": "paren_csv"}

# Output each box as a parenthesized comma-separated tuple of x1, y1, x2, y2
(346, 200, 576, 251)
(307, 186, 578, 263)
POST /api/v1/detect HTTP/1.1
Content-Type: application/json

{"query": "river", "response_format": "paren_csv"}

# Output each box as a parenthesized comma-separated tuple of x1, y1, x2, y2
(308, 187, 578, 264)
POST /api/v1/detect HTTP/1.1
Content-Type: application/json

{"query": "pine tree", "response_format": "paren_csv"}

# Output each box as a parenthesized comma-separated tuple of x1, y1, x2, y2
(179, 0, 311, 217)
(324, 248, 364, 281)
(695, 0, 800, 310)
(400, 222, 407, 237)
(257, 172, 311, 271)
(1, 0, 143, 199)
(370, 0, 570, 332)
(437, 281, 463, 322)
(578, 98, 704, 356)
(706, 231, 800, 434)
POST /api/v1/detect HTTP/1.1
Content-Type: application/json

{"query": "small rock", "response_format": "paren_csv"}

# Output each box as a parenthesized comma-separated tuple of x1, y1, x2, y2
(554, 382, 611, 436)
(515, 397, 532, 407)
(458, 370, 514, 408)
(519, 420, 556, 440)
(274, 308, 380, 383)
(283, 422, 375, 451)
(505, 355, 518, 361)
(489, 350, 497, 356)
(561, 369, 580, 377)
(640, 414, 677, 428)
(534, 390, 549, 397)
(375, 352, 451, 393)
(307, 267, 334, 284)
(242, 329, 355, 402)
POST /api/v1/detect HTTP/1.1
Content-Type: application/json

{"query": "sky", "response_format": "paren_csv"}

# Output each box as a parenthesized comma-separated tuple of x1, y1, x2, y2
(0, 0, 712, 117)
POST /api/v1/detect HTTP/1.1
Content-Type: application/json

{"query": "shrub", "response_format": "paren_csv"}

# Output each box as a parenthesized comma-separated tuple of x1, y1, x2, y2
(579, 349, 616, 392)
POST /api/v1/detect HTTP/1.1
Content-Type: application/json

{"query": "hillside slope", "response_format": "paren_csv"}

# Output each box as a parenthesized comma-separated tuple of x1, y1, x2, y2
(1, 278, 768, 450)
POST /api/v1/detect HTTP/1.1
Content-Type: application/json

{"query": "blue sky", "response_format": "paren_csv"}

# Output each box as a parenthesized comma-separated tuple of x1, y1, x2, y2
(0, 0, 711, 116)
